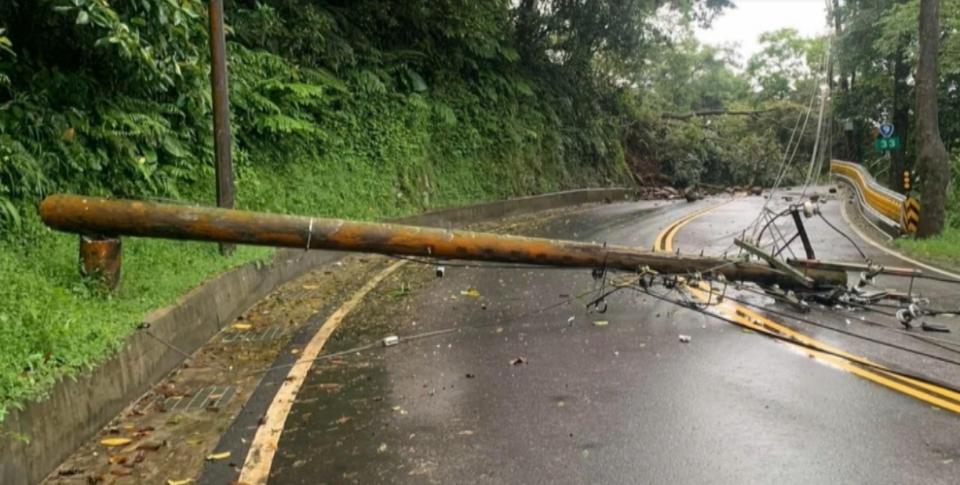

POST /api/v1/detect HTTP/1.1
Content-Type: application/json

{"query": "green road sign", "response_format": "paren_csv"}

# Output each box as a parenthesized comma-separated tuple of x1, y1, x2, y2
(875, 135, 901, 152)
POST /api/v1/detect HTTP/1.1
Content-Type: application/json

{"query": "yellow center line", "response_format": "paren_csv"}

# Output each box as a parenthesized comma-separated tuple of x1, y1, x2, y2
(654, 201, 960, 414)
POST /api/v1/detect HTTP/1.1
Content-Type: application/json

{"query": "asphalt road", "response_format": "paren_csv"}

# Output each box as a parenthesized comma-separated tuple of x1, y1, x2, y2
(250, 190, 960, 484)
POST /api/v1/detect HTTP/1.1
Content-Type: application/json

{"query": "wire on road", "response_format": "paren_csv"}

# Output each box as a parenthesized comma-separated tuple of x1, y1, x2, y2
(635, 285, 960, 395)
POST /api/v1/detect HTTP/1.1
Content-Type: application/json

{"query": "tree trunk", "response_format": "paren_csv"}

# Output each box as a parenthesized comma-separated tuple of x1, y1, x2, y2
(832, 0, 849, 93)
(888, 31, 910, 192)
(915, 0, 950, 237)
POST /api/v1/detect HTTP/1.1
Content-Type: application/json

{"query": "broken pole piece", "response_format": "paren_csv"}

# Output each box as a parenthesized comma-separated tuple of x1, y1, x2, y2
(734, 238, 814, 289)
(79, 235, 122, 291)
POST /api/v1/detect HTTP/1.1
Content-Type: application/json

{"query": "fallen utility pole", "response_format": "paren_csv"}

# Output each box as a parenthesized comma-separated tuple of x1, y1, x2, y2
(40, 194, 847, 290)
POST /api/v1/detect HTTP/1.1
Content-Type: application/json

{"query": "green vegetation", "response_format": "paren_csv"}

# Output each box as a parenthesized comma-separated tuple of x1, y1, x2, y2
(895, 228, 960, 268)
(0, 0, 739, 422)
(3, 0, 956, 424)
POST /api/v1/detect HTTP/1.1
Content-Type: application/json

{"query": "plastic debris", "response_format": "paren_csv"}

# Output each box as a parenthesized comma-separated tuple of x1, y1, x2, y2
(382, 335, 399, 347)
(205, 451, 231, 461)
(593, 320, 609, 327)
(436, 266, 446, 278)
(678, 334, 691, 343)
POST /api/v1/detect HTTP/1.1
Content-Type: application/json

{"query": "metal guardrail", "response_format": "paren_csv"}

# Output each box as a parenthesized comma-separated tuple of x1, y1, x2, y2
(830, 159, 907, 236)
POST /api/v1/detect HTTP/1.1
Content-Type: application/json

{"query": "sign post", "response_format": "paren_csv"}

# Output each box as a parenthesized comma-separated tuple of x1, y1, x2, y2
(209, 0, 236, 256)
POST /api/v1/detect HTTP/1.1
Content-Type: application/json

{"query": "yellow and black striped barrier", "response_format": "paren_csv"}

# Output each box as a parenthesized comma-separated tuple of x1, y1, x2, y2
(830, 160, 917, 236)
(902, 197, 920, 234)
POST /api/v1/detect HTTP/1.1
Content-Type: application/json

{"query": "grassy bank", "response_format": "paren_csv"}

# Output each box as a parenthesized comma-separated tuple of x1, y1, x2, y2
(0, 69, 626, 423)
(894, 228, 960, 271)
(0, 0, 637, 423)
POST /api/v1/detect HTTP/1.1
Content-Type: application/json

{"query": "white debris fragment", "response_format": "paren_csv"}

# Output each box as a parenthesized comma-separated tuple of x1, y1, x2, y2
(679, 334, 692, 343)
(382, 335, 399, 347)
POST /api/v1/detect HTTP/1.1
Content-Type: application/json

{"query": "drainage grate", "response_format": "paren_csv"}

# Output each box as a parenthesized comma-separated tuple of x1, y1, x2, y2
(161, 385, 236, 412)
(221, 326, 284, 343)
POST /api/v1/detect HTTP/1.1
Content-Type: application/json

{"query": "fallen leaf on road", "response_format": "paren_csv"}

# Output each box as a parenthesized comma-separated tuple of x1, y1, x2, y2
(108, 455, 127, 465)
(460, 288, 481, 298)
(232, 323, 252, 331)
(100, 437, 132, 447)
(336, 416, 351, 425)
(377, 443, 388, 453)
(206, 451, 231, 461)
(302, 285, 320, 290)
(167, 480, 194, 485)
(593, 320, 609, 327)
(511, 357, 527, 366)
(457, 430, 474, 436)
(136, 439, 166, 451)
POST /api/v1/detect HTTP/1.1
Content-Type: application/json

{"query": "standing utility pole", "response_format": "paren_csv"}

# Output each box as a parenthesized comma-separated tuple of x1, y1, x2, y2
(915, 0, 950, 236)
(208, 0, 236, 255)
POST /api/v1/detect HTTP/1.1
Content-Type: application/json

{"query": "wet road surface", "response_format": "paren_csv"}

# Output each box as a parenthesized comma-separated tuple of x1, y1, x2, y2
(238, 191, 960, 484)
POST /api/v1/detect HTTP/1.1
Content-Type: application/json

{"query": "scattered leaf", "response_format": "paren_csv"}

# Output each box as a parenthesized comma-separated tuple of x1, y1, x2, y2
(167, 479, 194, 485)
(377, 443, 388, 453)
(136, 439, 165, 451)
(335, 416, 351, 425)
(206, 451, 231, 461)
(592, 320, 609, 327)
(100, 437, 132, 447)
(511, 356, 527, 366)
(460, 288, 481, 298)
(232, 323, 252, 331)
(302, 285, 320, 290)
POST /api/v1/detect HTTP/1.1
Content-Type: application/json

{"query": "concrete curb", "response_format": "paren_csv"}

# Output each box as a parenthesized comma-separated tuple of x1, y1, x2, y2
(0, 187, 634, 485)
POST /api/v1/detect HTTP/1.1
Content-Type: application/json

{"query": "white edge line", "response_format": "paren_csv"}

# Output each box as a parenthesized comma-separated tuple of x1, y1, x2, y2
(839, 192, 960, 280)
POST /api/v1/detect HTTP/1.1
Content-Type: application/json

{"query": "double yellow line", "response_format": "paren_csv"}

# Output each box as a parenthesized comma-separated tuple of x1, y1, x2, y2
(653, 202, 960, 414)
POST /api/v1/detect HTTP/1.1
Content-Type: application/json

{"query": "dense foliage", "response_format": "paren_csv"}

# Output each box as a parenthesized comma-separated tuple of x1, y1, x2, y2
(0, 0, 746, 422)
(832, 0, 960, 226)
(6, 0, 955, 424)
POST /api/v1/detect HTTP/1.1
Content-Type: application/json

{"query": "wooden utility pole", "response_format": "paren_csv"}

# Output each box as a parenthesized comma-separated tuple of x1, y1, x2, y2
(208, 0, 236, 255)
(915, 0, 950, 236)
(38, 195, 849, 291)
